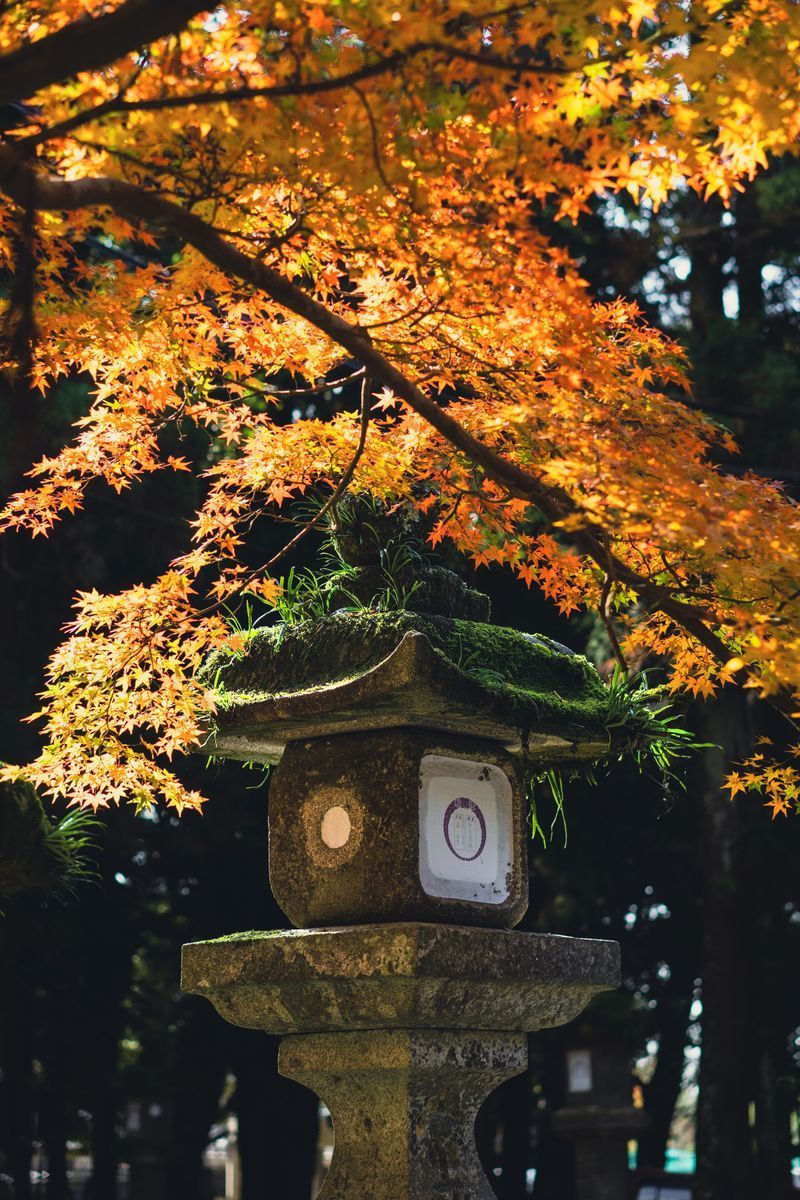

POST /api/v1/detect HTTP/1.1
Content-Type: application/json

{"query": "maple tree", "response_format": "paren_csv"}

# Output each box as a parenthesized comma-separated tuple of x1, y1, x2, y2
(0, 0, 798, 815)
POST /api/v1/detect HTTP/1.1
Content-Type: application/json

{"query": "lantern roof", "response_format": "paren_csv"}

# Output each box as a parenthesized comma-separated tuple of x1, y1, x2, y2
(204, 610, 634, 766)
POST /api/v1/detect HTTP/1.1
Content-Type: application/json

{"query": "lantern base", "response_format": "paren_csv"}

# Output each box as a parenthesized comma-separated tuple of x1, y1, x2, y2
(181, 922, 620, 1035)
(183, 924, 619, 1199)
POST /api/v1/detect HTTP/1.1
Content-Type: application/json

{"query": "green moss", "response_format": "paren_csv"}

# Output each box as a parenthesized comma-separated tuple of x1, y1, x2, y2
(194, 929, 290, 945)
(0, 773, 98, 897)
(204, 610, 615, 740)
(0, 777, 53, 894)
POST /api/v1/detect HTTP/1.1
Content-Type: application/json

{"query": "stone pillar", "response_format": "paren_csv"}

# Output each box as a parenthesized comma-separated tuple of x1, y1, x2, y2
(281, 1030, 525, 1200)
(183, 923, 620, 1196)
(555, 1114, 640, 1200)
(123, 1096, 171, 1200)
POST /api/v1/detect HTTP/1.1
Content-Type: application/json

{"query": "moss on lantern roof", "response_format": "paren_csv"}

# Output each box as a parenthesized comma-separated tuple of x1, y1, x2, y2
(206, 610, 617, 740)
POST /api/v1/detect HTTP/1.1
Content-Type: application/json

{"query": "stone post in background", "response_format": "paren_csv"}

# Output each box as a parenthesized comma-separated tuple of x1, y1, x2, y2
(123, 1093, 171, 1200)
(553, 1034, 649, 1200)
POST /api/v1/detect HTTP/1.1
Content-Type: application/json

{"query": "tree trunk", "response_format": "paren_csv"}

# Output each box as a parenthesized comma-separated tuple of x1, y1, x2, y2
(82, 956, 126, 1200)
(528, 1036, 575, 1200)
(0, 910, 35, 1200)
(750, 823, 795, 1200)
(734, 184, 764, 328)
(496, 1060, 533, 1200)
(166, 1004, 229, 1200)
(41, 1049, 72, 1200)
(85, 1091, 118, 1200)
(687, 196, 727, 348)
(638, 973, 694, 1170)
(694, 693, 755, 1200)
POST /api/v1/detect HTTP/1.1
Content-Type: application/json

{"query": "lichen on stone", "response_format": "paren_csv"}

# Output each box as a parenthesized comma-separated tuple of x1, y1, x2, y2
(0, 777, 55, 895)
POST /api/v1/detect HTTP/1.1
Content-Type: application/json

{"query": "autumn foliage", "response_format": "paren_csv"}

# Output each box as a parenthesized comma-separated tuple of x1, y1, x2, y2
(0, 0, 798, 814)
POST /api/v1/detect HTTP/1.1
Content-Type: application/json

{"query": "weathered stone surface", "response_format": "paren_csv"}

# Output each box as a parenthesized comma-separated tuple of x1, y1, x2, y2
(280, 1029, 526, 1200)
(268, 730, 528, 928)
(560, 1036, 642, 1108)
(0, 775, 91, 896)
(574, 1140, 636, 1200)
(181, 923, 620, 1035)
(0, 776, 55, 895)
(551, 1117, 649, 1200)
(185, 545, 631, 1197)
(203, 612, 615, 765)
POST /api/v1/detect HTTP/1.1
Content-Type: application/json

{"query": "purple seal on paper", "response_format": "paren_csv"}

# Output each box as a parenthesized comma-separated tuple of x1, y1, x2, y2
(443, 796, 487, 862)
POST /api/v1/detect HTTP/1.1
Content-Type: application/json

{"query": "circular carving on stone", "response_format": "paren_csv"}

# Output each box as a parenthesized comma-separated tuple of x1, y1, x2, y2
(321, 805, 351, 849)
(302, 787, 364, 869)
(443, 797, 487, 862)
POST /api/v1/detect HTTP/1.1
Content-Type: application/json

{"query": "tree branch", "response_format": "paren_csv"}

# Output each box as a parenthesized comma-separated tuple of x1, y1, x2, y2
(27, 42, 580, 146)
(599, 573, 629, 675)
(0, 0, 209, 108)
(197, 369, 372, 614)
(0, 148, 734, 666)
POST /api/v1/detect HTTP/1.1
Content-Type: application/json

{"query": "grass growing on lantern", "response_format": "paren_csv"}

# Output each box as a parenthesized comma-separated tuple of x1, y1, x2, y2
(526, 669, 713, 845)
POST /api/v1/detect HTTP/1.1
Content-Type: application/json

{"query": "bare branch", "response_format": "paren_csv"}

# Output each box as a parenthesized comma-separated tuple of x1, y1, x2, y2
(598, 574, 629, 675)
(198, 370, 372, 613)
(247, 367, 367, 400)
(258, 368, 372, 570)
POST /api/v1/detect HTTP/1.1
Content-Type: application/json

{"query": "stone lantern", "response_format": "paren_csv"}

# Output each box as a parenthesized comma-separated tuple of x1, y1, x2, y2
(553, 1033, 649, 1200)
(182, 577, 629, 1197)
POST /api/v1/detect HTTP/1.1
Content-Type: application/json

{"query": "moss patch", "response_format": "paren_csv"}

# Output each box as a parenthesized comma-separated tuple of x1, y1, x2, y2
(0, 777, 59, 895)
(204, 611, 616, 740)
(0, 773, 98, 897)
(193, 929, 289, 945)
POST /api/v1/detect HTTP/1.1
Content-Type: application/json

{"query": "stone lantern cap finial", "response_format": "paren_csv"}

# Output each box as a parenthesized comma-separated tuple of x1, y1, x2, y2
(204, 610, 627, 767)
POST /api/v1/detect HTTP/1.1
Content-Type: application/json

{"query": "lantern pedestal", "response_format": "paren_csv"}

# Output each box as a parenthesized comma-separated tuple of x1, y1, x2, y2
(552, 1108, 649, 1200)
(553, 1033, 649, 1200)
(182, 923, 620, 1196)
(181, 924, 619, 1035)
(280, 1029, 524, 1200)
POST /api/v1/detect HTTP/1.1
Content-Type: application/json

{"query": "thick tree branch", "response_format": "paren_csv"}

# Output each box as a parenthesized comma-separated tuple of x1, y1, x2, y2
(0, 1, 592, 133)
(0, 148, 733, 665)
(1, 0, 737, 143)
(0, 0, 209, 108)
